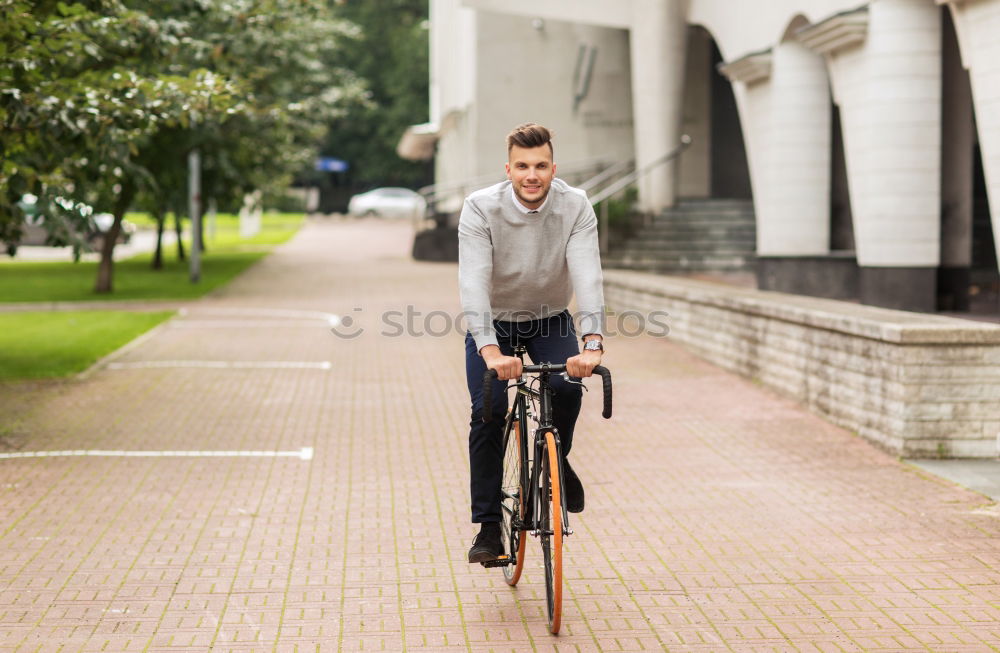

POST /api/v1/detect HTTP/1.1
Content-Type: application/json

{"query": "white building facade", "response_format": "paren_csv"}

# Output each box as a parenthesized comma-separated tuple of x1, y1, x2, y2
(425, 0, 1000, 313)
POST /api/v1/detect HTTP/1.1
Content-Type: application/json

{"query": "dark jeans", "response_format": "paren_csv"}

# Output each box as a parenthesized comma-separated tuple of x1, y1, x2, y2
(465, 310, 582, 523)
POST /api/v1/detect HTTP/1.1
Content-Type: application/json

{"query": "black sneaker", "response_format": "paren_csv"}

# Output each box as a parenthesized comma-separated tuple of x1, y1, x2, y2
(468, 522, 503, 563)
(563, 459, 585, 513)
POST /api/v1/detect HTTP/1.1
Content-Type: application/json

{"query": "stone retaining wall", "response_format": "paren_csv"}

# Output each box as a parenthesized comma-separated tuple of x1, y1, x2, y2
(604, 270, 1000, 458)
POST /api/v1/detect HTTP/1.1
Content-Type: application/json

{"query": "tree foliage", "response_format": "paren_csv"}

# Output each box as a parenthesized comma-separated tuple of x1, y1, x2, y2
(1, 1, 239, 246)
(145, 0, 362, 210)
(323, 0, 430, 188)
(1, 0, 359, 291)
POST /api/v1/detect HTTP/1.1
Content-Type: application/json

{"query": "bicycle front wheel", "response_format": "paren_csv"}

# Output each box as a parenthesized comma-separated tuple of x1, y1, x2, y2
(540, 430, 563, 634)
(501, 418, 527, 585)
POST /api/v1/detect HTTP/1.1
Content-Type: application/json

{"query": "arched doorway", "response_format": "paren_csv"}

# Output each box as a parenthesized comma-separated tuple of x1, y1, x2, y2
(939, 5, 998, 313)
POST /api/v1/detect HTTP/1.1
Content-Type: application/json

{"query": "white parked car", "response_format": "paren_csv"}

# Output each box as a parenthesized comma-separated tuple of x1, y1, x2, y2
(6, 195, 131, 249)
(347, 187, 426, 219)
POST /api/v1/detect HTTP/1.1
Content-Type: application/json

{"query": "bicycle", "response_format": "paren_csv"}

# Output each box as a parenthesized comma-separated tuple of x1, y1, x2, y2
(481, 344, 612, 634)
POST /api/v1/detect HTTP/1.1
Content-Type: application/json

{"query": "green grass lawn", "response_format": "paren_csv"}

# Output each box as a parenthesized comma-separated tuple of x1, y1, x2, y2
(0, 212, 304, 303)
(0, 212, 302, 380)
(125, 210, 304, 239)
(0, 310, 175, 379)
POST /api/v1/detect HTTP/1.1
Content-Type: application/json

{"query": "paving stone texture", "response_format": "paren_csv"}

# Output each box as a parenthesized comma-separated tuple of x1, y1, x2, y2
(1, 218, 999, 652)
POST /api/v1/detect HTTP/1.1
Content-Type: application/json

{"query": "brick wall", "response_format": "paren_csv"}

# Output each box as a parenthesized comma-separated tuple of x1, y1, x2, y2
(604, 270, 1000, 457)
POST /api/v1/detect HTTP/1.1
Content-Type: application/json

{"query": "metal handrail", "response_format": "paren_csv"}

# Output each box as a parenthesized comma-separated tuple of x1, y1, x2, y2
(578, 158, 634, 193)
(589, 135, 692, 206)
(591, 135, 692, 255)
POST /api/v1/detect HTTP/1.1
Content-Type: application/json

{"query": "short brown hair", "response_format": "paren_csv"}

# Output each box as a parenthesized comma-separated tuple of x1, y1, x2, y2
(506, 123, 553, 157)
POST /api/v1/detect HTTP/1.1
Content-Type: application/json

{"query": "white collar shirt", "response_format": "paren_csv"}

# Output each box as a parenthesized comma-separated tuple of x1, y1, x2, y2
(510, 185, 551, 215)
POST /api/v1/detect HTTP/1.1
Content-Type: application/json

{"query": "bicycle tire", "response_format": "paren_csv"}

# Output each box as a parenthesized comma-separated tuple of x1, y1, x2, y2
(500, 417, 527, 585)
(540, 430, 563, 634)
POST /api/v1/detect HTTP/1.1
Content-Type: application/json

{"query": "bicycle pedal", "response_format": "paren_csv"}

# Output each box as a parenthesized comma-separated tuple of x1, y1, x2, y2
(480, 555, 511, 568)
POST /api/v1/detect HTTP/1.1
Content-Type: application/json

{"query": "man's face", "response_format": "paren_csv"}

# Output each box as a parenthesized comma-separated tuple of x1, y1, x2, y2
(506, 144, 556, 210)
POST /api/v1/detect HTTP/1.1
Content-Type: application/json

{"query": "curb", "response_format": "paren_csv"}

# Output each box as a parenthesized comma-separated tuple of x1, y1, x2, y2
(75, 311, 184, 381)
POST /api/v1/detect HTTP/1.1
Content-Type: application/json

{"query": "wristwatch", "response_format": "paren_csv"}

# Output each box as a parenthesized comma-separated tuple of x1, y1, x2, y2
(583, 339, 604, 353)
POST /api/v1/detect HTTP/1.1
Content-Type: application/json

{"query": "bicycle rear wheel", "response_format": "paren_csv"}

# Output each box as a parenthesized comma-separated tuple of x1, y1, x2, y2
(500, 417, 527, 585)
(539, 430, 563, 634)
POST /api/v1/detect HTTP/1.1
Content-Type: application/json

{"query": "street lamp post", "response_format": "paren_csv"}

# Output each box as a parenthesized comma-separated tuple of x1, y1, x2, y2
(188, 148, 202, 283)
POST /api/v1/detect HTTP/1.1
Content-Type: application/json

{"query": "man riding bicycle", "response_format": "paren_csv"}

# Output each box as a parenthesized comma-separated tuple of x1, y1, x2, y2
(459, 123, 606, 564)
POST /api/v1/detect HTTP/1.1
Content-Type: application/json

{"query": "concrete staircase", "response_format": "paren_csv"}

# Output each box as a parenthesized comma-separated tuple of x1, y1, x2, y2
(605, 198, 756, 273)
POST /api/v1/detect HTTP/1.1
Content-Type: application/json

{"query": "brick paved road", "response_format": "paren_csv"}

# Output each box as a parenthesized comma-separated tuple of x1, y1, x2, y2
(1, 218, 999, 652)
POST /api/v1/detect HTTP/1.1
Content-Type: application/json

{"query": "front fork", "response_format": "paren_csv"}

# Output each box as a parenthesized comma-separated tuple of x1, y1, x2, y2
(530, 427, 573, 537)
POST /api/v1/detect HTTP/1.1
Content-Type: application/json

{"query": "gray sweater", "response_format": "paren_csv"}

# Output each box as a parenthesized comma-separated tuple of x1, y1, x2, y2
(458, 178, 605, 352)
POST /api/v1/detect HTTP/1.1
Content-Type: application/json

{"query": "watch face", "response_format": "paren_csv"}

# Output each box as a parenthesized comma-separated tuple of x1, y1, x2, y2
(584, 340, 602, 351)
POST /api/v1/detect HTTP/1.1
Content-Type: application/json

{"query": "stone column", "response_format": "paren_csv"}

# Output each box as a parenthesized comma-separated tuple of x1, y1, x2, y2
(858, 0, 942, 312)
(761, 39, 831, 258)
(629, 0, 687, 213)
(801, 1, 941, 312)
(734, 37, 837, 299)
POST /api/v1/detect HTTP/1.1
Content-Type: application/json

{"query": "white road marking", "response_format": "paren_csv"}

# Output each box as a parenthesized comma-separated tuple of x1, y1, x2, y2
(178, 307, 340, 327)
(169, 320, 327, 329)
(0, 447, 314, 461)
(106, 360, 332, 370)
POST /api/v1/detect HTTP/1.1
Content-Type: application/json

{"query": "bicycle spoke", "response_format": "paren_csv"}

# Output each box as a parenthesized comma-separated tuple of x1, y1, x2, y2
(500, 417, 526, 586)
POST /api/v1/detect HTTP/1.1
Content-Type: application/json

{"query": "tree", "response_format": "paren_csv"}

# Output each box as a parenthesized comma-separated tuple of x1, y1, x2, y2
(133, 0, 361, 267)
(2, 0, 359, 291)
(0, 0, 242, 291)
(67, 69, 242, 291)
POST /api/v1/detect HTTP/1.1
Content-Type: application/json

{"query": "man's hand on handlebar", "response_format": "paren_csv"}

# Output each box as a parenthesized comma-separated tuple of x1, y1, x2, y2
(480, 345, 523, 381)
(566, 336, 603, 378)
(566, 350, 601, 378)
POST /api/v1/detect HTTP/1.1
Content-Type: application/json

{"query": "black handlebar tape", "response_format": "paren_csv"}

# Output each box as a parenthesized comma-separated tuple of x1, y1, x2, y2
(482, 369, 499, 422)
(593, 365, 612, 419)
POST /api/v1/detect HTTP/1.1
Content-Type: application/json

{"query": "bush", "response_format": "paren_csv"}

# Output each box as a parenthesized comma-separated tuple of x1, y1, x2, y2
(595, 186, 639, 247)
